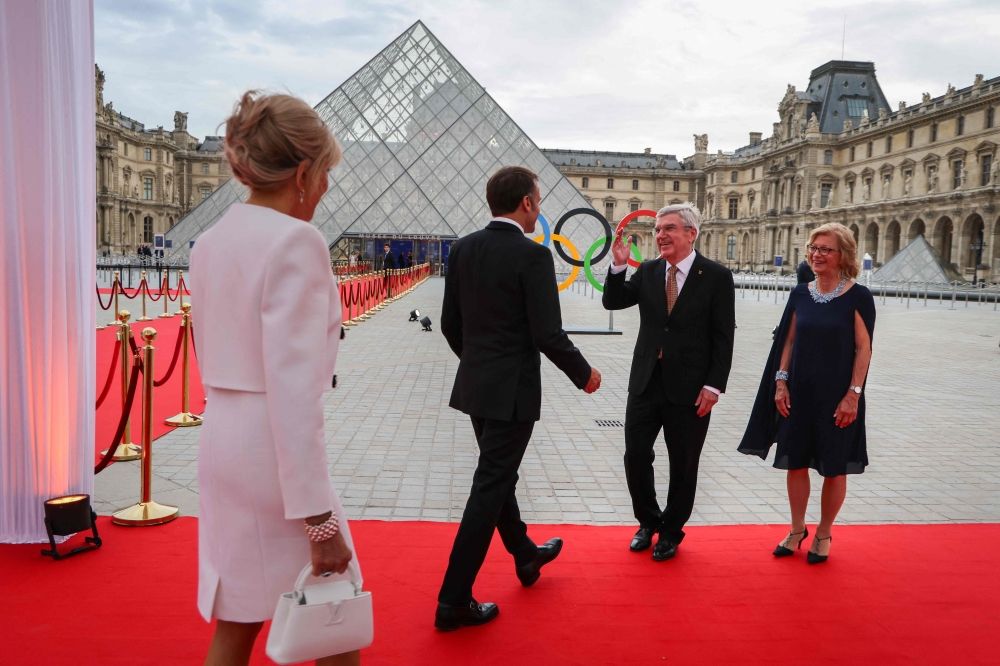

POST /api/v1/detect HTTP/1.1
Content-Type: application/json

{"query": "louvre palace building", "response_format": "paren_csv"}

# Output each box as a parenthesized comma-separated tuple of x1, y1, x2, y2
(95, 65, 228, 255)
(545, 60, 1000, 281)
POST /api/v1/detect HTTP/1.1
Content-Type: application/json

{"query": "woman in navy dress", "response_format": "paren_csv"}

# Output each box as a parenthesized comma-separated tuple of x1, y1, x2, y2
(739, 223, 875, 564)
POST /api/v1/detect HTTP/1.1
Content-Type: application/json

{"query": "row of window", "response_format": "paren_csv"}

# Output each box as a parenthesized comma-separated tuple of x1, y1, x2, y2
(581, 177, 681, 191)
(119, 143, 215, 176)
(133, 176, 212, 202)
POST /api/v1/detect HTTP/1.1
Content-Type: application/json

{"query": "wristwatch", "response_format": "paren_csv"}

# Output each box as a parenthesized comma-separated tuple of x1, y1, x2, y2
(849, 385, 862, 394)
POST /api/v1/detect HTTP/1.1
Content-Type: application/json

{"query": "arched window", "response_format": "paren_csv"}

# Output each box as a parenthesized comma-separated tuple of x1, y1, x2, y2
(143, 216, 154, 243)
(581, 177, 589, 189)
(730, 170, 738, 184)
(202, 162, 210, 175)
(672, 180, 680, 192)
(824, 150, 833, 165)
(726, 235, 736, 260)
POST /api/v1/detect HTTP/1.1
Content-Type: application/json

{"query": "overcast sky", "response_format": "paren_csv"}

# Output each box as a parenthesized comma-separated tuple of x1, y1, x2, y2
(96, 0, 1000, 157)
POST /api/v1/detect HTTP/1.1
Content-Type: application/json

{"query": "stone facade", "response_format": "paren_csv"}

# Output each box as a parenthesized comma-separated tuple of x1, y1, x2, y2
(541, 148, 704, 261)
(548, 61, 1000, 281)
(95, 65, 227, 254)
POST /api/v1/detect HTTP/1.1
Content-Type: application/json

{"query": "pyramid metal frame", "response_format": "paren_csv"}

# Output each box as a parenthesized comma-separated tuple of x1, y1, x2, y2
(871, 234, 964, 284)
(164, 21, 599, 262)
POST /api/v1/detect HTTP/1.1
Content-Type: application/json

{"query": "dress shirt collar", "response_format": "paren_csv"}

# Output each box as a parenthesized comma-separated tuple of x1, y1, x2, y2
(665, 249, 696, 276)
(491, 217, 525, 233)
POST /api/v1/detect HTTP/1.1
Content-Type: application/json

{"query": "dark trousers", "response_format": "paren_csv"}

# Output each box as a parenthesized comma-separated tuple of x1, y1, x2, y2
(437, 416, 538, 606)
(623, 362, 711, 545)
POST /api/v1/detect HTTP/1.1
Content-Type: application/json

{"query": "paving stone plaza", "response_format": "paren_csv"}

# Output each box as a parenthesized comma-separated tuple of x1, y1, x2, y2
(95, 277, 1000, 529)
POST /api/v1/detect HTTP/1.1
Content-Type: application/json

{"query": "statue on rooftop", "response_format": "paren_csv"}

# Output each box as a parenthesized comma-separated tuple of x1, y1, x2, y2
(693, 134, 708, 153)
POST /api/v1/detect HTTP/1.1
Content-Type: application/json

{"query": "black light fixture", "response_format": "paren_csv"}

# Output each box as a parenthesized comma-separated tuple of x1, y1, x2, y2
(409, 309, 420, 322)
(41, 494, 102, 560)
(420, 316, 433, 332)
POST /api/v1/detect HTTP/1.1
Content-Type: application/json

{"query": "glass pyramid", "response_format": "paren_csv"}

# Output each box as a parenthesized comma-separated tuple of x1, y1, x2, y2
(871, 235, 964, 284)
(165, 21, 599, 263)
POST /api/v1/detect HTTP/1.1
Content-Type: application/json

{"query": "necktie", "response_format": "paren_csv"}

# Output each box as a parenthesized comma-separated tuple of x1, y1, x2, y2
(666, 265, 678, 315)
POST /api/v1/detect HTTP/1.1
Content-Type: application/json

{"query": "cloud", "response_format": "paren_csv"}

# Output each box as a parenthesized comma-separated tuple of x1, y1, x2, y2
(96, 0, 1000, 155)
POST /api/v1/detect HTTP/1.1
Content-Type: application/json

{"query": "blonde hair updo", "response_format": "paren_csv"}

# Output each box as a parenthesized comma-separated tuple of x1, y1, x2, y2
(807, 222, 860, 280)
(223, 91, 341, 193)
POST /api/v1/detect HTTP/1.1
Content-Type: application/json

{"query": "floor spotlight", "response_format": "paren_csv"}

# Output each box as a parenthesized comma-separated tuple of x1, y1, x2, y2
(420, 315, 433, 332)
(409, 309, 420, 322)
(41, 494, 102, 560)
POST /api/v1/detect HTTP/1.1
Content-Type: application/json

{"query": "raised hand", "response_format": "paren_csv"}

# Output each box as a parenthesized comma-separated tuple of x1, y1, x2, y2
(584, 367, 602, 393)
(611, 229, 631, 266)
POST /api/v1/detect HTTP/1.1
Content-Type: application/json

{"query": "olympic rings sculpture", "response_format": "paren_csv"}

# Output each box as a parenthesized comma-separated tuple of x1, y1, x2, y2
(534, 208, 658, 292)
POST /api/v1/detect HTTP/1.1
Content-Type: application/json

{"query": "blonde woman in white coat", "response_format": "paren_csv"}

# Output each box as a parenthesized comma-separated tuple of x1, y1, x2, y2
(191, 91, 360, 666)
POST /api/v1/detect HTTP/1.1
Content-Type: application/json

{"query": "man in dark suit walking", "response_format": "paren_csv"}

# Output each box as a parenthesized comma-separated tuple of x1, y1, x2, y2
(603, 202, 734, 562)
(435, 166, 602, 630)
(381, 242, 396, 296)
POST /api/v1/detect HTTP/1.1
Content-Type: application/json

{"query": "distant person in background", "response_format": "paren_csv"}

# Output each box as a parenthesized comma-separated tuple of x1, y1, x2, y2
(398, 250, 407, 269)
(796, 259, 815, 284)
(739, 223, 875, 565)
(349, 251, 357, 268)
(382, 243, 396, 271)
(407, 251, 413, 268)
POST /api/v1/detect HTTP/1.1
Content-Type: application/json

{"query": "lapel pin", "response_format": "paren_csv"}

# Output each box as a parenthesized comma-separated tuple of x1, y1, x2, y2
(698, 270, 703, 274)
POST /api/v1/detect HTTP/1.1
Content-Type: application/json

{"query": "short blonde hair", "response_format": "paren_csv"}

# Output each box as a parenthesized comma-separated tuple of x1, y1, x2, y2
(807, 222, 860, 280)
(224, 91, 341, 193)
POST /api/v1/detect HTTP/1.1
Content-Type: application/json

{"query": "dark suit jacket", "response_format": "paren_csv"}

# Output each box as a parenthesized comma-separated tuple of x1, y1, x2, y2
(383, 251, 397, 271)
(442, 220, 592, 422)
(603, 251, 735, 404)
(398, 252, 407, 269)
(796, 260, 816, 284)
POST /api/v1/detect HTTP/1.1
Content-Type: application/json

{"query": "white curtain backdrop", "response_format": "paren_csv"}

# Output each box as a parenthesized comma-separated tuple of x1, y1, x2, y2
(0, 1, 95, 543)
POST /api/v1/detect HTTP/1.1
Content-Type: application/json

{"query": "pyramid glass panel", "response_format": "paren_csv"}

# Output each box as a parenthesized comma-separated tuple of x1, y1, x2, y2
(165, 20, 601, 263)
(872, 235, 964, 284)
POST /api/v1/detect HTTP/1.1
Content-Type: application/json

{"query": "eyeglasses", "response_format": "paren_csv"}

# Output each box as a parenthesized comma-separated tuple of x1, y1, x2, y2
(806, 244, 840, 257)
(655, 224, 693, 234)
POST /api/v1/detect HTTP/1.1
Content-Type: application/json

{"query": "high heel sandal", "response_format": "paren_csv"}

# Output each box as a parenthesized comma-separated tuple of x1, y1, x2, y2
(807, 535, 832, 564)
(773, 527, 808, 557)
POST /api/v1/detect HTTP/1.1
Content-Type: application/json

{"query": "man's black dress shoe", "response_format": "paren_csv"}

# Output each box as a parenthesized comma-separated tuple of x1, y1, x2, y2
(651, 537, 677, 561)
(434, 598, 499, 631)
(630, 527, 655, 552)
(515, 537, 563, 587)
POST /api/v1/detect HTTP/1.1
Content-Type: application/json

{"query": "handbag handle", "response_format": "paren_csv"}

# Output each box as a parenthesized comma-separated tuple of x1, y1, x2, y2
(293, 557, 363, 597)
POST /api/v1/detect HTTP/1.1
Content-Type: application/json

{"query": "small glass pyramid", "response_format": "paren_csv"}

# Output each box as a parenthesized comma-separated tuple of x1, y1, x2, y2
(871, 235, 963, 284)
(165, 21, 599, 262)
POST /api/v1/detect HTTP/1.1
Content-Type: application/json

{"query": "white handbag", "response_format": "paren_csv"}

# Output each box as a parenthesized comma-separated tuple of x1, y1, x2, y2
(266, 560, 373, 664)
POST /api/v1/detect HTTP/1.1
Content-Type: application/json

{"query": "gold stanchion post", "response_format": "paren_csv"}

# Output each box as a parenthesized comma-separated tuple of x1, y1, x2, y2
(343, 275, 356, 326)
(112, 327, 180, 527)
(165, 303, 202, 427)
(158, 269, 172, 318)
(101, 310, 141, 461)
(358, 273, 372, 320)
(136, 270, 152, 321)
(108, 270, 121, 326)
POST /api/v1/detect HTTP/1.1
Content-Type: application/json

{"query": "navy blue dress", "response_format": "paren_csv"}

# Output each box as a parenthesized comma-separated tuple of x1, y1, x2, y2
(738, 282, 876, 477)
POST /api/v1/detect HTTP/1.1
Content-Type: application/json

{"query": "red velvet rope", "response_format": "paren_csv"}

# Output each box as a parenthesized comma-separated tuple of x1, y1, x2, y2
(94, 358, 141, 475)
(95, 337, 121, 409)
(153, 325, 185, 387)
(96, 284, 115, 310)
(144, 278, 163, 302)
(118, 281, 143, 299)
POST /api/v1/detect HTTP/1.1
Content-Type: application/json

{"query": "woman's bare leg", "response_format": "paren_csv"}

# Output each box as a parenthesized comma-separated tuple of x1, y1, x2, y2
(204, 620, 263, 666)
(317, 649, 361, 666)
(786, 468, 811, 533)
(812, 475, 847, 556)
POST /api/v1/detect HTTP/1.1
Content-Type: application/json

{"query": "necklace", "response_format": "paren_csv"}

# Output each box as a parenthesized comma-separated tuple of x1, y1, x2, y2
(809, 277, 847, 304)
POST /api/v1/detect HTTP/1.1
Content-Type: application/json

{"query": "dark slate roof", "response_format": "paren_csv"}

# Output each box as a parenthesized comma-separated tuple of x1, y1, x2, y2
(113, 111, 145, 132)
(732, 141, 764, 159)
(804, 60, 890, 134)
(542, 148, 684, 170)
(198, 136, 224, 152)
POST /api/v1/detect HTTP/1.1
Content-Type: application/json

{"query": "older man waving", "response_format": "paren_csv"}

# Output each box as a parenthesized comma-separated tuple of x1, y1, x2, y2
(603, 203, 735, 561)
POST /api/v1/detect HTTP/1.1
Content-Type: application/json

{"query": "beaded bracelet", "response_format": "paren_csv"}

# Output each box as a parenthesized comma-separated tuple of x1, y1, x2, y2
(304, 513, 340, 543)
(775, 370, 789, 381)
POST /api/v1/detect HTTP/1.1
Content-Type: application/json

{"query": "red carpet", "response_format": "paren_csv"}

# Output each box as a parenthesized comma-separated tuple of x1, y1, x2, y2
(1, 519, 997, 665)
(95, 318, 205, 464)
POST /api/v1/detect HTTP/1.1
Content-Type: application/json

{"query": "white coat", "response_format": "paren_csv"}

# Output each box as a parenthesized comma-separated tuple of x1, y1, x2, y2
(190, 203, 355, 622)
